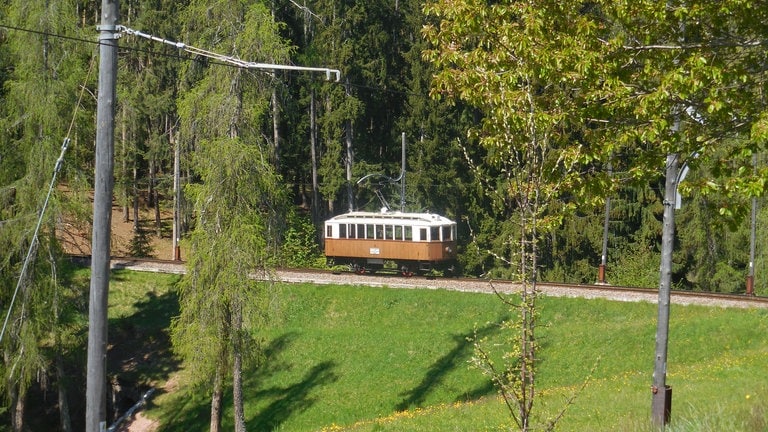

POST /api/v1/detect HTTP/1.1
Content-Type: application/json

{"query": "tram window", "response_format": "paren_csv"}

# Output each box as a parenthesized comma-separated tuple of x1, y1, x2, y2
(358, 224, 365, 239)
(385, 225, 394, 240)
(326, 225, 333, 238)
(349, 224, 356, 239)
(420, 228, 427, 241)
(375, 224, 384, 239)
(442, 225, 452, 241)
(340, 224, 347, 238)
(430, 226, 440, 242)
(404, 226, 413, 241)
(395, 225, 403, 240)
(366, 224, 375, 239)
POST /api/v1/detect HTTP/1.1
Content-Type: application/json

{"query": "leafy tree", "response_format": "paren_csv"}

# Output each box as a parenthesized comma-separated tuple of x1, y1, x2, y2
(423, 1, 615, 429)
(425, 0, 768, 428)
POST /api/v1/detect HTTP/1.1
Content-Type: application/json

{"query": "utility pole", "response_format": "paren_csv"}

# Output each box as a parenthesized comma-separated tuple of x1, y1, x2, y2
(172, 126, 181, 261)
(345, 78, 354, 212)
(651, 153, 678, 427)
(598, 161, 612, 284)
(747, 153, 757, 296)
(400, 133, 406, 212)
(86, 1, 118, 431)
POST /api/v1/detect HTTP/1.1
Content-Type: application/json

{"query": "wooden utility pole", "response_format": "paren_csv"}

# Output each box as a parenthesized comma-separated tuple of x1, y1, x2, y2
(86, 1, 118, 431)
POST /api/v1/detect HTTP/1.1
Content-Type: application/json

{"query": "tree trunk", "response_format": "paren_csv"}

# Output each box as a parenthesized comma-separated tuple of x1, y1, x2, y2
(345, 78, 354, 212)
(56, 354, 72, 432)
(232, 303, 246, 432)
(210, 364, 223, 432)
(121, 106, 129, 223)
(132, 162, 140, 232)
(13, 386, 25, 432)
(272, 84, 280, 170)
(172, 122, 181, 261)
(149, 158, 161, 236)
(152, 160, 161, 237)
(148, 158, 155, 208)
(310, 90, 321, 228)
(271, 1, 280, 170)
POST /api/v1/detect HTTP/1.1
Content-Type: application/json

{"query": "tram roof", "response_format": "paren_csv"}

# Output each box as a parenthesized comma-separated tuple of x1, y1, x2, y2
(326, 211, 455, 226)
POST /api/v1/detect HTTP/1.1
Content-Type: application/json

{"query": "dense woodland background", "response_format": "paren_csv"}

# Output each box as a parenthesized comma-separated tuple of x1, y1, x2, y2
(2, 1, 768, 429)
(2, 0, 767, 291)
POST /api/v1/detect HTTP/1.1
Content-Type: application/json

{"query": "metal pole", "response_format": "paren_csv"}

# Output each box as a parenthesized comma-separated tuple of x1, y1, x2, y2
(400, 132, 406, 212)
(599, 162, 612, 284)
(651, 153, 678, 427)
(747, 153, 757, 296)
(345, 78, 354, 212)
(87, 2, 118, 431)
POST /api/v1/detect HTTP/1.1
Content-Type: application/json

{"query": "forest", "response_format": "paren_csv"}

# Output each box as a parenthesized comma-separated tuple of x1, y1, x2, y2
(2, 0, 768, 430)
(2, 0, 768, 289)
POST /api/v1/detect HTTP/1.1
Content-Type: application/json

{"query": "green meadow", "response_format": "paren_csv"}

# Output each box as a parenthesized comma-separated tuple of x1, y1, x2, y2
(107, 271, 768, 431)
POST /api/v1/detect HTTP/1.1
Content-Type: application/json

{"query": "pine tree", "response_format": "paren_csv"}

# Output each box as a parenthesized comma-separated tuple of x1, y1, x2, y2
(172, 2, 291, 430)
(0, 1, 94, 430)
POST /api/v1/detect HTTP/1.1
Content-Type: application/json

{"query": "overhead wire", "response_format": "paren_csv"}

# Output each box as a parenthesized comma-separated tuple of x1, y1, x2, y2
(0, 22, 418, 98)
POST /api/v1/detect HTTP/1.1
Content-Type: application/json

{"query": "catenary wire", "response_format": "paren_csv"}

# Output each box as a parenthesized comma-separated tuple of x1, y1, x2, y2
(0, 22, 417, 97)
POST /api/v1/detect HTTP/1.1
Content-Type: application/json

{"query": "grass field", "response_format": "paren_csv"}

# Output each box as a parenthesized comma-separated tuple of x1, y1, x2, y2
(108, 271, 768, 431)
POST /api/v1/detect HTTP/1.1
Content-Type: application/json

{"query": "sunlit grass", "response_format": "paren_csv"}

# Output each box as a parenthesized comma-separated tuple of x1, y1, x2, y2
(109, 276, 768, 432)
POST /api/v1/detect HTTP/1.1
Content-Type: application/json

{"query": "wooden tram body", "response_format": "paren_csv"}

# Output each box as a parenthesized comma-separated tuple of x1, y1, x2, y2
(324, 211, 457, 275)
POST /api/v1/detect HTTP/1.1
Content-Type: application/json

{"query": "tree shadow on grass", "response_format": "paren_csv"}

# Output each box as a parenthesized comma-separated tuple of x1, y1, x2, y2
(248, 360, 338, 431)
(106, 288, 182, 424)
(152, 333, 303, 431)
(396, 319, 507, 411)
(108, 289, 181, 383)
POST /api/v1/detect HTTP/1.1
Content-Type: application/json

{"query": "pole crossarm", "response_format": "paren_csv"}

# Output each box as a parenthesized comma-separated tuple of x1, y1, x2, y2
(116, 26, 341, 81)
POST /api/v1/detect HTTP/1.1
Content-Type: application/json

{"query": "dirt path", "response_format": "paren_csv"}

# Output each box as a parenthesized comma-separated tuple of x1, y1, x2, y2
(116, 412, 159, 432)
(114, 375, 179, 432)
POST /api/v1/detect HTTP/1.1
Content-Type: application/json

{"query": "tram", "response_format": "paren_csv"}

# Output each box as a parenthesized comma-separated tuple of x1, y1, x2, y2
(324, 210, 456, 275)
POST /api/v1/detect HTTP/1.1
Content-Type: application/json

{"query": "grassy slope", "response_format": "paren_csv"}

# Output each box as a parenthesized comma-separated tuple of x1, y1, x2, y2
(112, 275, 768, 431)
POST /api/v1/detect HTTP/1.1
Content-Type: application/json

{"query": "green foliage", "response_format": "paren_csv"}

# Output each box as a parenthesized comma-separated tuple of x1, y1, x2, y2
(609, 242, 663, 288)
(0, 1, 94, 427)
(172, 135, 288, 380)
(279, 210, 323, 268)
(423, 1, 622, 426)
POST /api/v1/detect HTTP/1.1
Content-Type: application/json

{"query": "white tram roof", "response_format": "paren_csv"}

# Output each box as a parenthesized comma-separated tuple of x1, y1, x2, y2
(326, 211, 455, 226)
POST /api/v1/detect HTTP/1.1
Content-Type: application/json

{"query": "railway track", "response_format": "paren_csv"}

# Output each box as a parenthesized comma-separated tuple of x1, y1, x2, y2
(97, 256, 768, 309)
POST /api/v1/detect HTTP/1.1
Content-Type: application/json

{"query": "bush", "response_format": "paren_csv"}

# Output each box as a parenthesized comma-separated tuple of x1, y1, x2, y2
(279, 211, 322, 268)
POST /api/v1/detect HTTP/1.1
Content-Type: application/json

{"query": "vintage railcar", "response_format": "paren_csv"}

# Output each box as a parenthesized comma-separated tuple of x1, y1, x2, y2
(324, 211, 457, 275)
